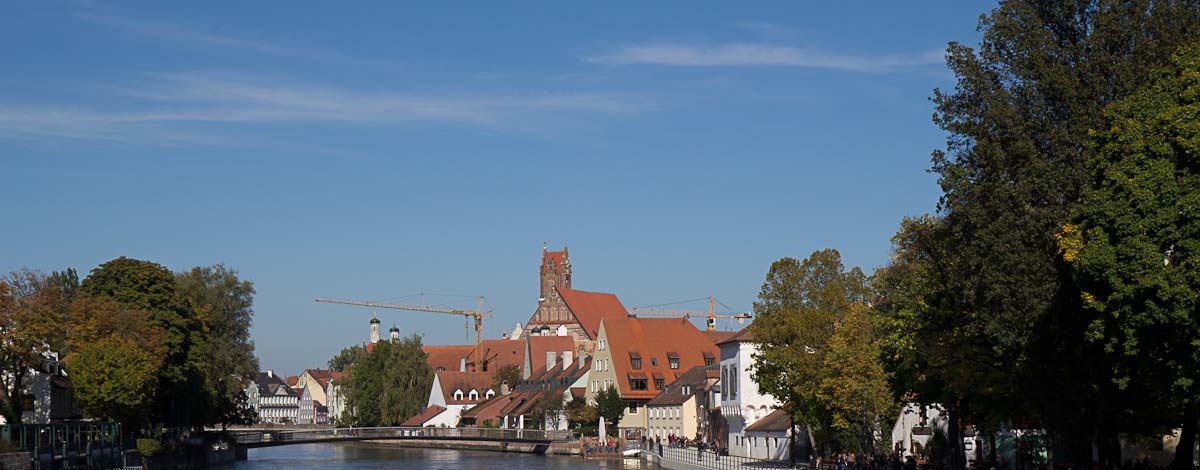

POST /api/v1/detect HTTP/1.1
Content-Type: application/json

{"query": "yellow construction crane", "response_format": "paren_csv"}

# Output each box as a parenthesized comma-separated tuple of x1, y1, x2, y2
(315, 296, 491, 367)
(628, 296, 751, 331)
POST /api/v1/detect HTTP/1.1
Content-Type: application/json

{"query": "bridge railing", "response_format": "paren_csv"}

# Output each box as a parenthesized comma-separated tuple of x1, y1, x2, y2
(232, 426, 575, 445)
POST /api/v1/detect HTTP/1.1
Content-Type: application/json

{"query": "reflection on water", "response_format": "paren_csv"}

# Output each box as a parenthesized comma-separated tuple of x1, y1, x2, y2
(213, 443, 650, 470)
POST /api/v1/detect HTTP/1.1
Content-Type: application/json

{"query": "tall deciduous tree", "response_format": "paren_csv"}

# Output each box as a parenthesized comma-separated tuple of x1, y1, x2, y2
(175, 264, 260, 429)
(1060, 47, 1200, 470)
(327, 345, 364, 373)
(342, 335, 432, 426)
(80, 257, 198, 427)
(750, 249, 873, 453)
(927, 1, 1200, 466)
(0, 270, 69, 425)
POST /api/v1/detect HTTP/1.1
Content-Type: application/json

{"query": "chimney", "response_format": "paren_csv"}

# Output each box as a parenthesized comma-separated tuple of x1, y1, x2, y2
(459, 357, 467, 372)
(545, 351, 556, 371)
(577, 349, 586, 370)
(267, 369, 274, 378)
(562, 351, 573, 371)
(500, 382, 510, 396)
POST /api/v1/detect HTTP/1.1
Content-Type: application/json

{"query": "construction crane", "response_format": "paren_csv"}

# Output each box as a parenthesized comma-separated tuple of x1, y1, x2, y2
(315, 296, 491, 366)
(629, 296, 751, 331)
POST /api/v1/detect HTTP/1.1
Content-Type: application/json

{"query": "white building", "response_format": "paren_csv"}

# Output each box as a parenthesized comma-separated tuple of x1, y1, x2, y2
(325, 373, 347, 425)
(248, 370, 299, 424)
(0, 352, 78, 425)
(718, 327, 791, 460)
(423, 371, 496, 427)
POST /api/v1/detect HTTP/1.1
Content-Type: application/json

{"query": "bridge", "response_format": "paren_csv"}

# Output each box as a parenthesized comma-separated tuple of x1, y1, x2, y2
(231, 426, 577, 449)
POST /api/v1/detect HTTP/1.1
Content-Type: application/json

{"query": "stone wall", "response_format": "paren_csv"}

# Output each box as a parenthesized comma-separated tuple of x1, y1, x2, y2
(0, 451, 32, 470)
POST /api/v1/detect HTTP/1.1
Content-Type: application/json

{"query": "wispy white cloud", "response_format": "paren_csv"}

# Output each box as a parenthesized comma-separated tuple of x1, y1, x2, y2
(0, 72, 650, 145)
(76, 13, 384, 66)
(586, 43, 944, 72)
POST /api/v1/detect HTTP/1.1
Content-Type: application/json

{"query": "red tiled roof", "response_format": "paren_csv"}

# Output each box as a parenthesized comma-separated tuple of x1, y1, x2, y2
(468, 339, 524, 372)
(558, 287, 629, 340)
(436, 371, 496, 405)
(401, 405, 447, 427)
(745, 408, 791, 433)
(703, 331, 736, 345)
(424, 345, 473, 372)
(365, 342, 376, 353)
(716, 326, 754, 345)
(285, 376, 299, 387)
(600, 317, 719, 399)
(461, 395, 513, 425)
(528, 335, 576, 370)
(647, 366, 715, 406)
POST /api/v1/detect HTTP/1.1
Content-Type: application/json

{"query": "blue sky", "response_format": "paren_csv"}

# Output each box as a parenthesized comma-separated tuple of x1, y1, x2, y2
(2, 1, 993, 375)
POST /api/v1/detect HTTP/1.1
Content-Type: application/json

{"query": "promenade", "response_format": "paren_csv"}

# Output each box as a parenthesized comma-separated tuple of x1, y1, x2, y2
(639, 444, 798, 470)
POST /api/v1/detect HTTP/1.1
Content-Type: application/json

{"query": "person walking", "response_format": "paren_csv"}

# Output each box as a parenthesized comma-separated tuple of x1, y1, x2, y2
(697, 440, 705, 462)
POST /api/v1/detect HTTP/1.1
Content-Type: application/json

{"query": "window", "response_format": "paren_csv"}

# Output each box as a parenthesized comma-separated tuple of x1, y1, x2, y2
(630, 378, 647, 390)
(486, 389, 495, 399)
(631, 358, 642, 370)
(454, 389, 464, 401)
(669, 358, 679, 369)
(704, 357, 715, 366)
(599, 339, 606, 350)
(628, 402, 638, 414)
(469, 389, 479, 401)
(651, 358, 657, 366)
(654, 378, 664, 390)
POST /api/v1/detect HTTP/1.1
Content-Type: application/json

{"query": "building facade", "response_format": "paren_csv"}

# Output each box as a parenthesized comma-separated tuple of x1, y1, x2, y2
(249, 370, 299, 424)
(718, 328, 783, 458)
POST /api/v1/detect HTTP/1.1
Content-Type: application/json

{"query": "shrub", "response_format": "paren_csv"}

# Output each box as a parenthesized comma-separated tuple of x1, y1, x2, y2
(136, 438, 164, 458)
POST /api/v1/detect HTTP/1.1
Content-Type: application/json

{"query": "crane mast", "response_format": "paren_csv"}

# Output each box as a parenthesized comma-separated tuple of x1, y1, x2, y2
(315, 296, 491, 368)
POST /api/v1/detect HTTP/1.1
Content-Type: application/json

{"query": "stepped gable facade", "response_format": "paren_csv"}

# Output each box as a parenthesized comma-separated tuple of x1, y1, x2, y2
(522, 246, 630, 344)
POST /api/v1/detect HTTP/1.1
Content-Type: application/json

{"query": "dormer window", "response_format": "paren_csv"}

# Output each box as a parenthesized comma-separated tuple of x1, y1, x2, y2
(667, 352, 680, 370)
(469, 389, 479, 401)
(629, 352, 642, 370)
(486, 389, 495, 399)
(453, 389, 464, 401)
(654, 378, 664, 390)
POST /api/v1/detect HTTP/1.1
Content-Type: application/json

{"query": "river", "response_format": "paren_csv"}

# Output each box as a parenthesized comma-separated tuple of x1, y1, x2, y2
(213, 443, 650, 470)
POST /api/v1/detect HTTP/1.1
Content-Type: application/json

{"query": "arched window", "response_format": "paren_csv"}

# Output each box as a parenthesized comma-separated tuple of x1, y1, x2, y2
(454, 389, 464, 401)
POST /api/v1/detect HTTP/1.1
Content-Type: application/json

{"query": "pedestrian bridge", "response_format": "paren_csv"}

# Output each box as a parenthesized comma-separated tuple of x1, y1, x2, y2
(231, 427, 576, 449)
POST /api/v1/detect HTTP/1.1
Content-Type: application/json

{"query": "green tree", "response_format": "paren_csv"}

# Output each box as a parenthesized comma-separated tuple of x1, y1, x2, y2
(81, 257, 199, 428)
(594, 385, 624, 435)
(343, 335, 433, 426)
(67, 337, 161, 429)
(327, 345, 364, 373)
(817, 303, 893, 455)
(533, 391, 565, 430)
(0, 270, 70, 425)
(1060, 47, 1200, 470)
(749, 249, 871, 453)
(175, 264, 260, 429)
(924, 2, 1200, 466)
(566, 396, 598, 429)
(491, 364, 521, 390)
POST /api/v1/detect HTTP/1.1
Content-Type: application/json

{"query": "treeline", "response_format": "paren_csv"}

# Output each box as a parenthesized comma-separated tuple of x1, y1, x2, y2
(0, 257, 259, 431)
(749, 1, 1200, 469)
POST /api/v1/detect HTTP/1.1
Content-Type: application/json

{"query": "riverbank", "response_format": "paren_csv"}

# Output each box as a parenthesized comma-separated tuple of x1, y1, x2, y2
(353, 438, 582, 455)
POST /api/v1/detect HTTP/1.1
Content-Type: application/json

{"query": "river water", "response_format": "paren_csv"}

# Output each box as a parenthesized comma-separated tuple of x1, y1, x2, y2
(213, 443, 650, 470)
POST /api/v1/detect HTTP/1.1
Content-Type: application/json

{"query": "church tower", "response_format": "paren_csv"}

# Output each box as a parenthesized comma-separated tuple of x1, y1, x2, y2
(389, 324, 400, 342)
(528, 245, 572, 334)
(369, 315, 381, 344)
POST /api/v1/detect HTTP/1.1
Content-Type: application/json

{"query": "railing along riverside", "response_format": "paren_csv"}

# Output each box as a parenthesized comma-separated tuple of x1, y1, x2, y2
(644, 443, 800, 470)
(231, 426, 576, 445)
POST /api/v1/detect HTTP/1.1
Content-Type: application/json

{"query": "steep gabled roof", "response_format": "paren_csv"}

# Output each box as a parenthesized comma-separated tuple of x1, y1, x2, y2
(703, 330, 737, 345)
(600, 317, 719, 399)
(647, 366, 716, 407)
(716, 326, 754, 345)
(424, 345, 474, 372)
(469, 339, 524, 372)
(435, 371, 496, 405)
(401, 405, 448, 427)
(558, 287, 629, 339)
(745, 408, 791, 433)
